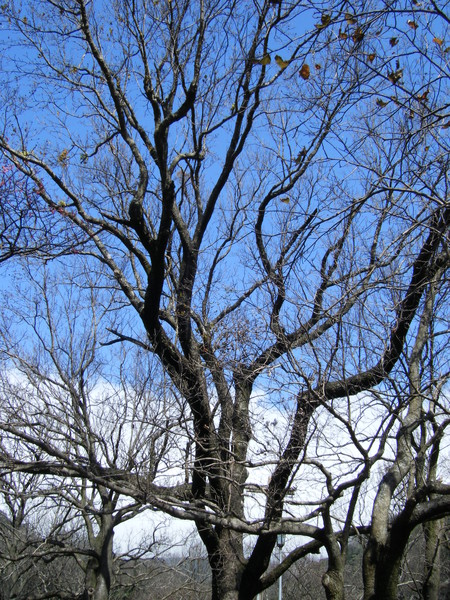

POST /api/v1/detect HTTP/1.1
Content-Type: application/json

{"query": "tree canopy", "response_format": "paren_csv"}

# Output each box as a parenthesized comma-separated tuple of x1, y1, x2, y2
(0, 1, 449, 599)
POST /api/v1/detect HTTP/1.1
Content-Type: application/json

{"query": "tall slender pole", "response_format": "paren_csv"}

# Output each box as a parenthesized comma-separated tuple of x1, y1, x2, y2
(278, 545, 282, 600)
(277, 534, 286, 600)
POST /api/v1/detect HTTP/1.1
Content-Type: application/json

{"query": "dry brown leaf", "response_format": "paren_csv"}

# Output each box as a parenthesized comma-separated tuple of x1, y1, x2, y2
(417, 89, 430, 102)
(352, 27, 364, 43)
(57, 149, 69, 166)
(275, 55, 290, 69)
(252, 54, 271, 65)
(316, 13, 331, 29)
(388, 68, 403, 84)
(299, 64, 310, 79)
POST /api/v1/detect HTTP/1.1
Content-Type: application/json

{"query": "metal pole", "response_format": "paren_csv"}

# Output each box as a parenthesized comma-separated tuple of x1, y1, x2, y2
(278, 545, 282, 600)
(276, 534, 285, 600)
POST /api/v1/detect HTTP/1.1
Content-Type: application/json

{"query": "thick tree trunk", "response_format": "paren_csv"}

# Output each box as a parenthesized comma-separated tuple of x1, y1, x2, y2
(85, 558, 111, 600)
(322, 535, 346, 600)
(203, 528, 246, 600)
(374, 552, 403, 600)
(84, 553, 113, 600)
(362, 539, 377, 600)
(363, 545, 399, 600)
(322, 569, 345, 600)
(84, 511, 115, 600)
(422, 520, 441, 600)
(363, 519, 411, 600)
(210, 551, 243, 600)
(211, 568, 242, 600)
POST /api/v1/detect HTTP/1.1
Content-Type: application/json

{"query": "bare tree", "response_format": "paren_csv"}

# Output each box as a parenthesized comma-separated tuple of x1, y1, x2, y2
(0, 471, 85, 599)
(0, 270, 183, 600)
(0, 158, 54, 262)
(0, 1, 448, 599)
(362, 268, 450, 600)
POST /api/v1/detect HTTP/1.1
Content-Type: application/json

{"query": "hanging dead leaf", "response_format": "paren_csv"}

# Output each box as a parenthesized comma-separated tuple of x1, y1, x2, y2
(389, 37, 399, 46)
(316, 13, 331, 29)
(345, 12, 357, 24)
(352, 27, 364, 43)
(417, 89, 430, 102)
(57, 149, 69, 166)
(280, 197, 290, 204)
(252, 54, 271, 65)
(376, 98, 388, 107)
(299, 64, 310, 79)
(275, 55, 290, 69)
(442, 121, 450, 129)
(388, 68, 403, 84)
(367, 52, 376, 62)
(338, 29, 348, 40)
(407, 20, 418, 29)
(432, 37, 443, 46)
(315, 63, 321, 70)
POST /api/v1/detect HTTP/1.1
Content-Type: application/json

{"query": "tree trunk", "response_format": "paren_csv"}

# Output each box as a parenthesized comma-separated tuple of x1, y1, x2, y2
(85, 555, 112, 600)
(322, 569, 345, 600)
(363, 519, 411, 600)
(203, 527, 246, 600)
(422, 519, 442, 600)
(321, 535, 346, 600)
(210, 554, 243, 600)
(374, 552, 403, 600)
(84, 514, 115, 600)
(362, 538, 377, 600)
